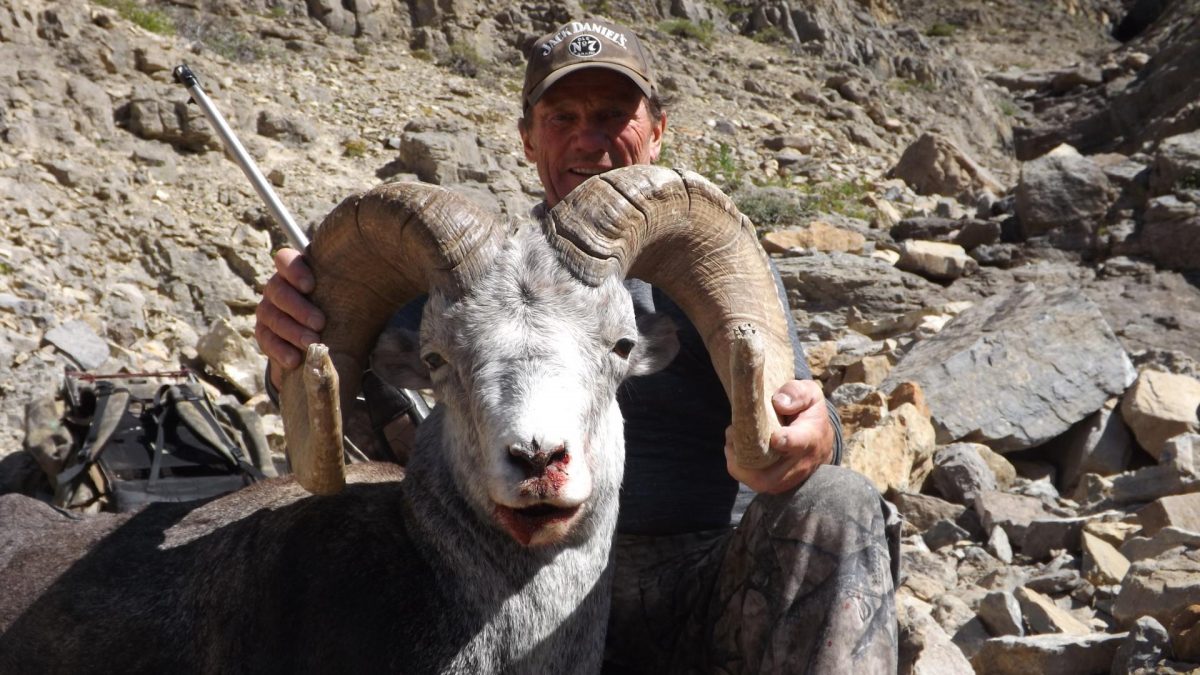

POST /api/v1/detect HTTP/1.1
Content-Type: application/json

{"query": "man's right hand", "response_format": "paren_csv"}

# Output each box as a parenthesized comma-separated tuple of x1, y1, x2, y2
(255, 248, 326, 389)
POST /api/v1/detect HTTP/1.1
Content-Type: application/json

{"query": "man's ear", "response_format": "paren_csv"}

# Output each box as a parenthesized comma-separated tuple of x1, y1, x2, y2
(518, 117, 536, 163)
(649, 112, 667, 163)
(370, 325, 432, 390)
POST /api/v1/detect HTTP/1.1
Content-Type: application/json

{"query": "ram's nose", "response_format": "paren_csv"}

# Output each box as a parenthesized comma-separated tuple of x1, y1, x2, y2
(506, 439, 569, 478)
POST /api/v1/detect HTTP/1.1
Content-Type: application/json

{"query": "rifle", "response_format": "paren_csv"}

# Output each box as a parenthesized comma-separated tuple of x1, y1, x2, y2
(171, 65, 431, 442)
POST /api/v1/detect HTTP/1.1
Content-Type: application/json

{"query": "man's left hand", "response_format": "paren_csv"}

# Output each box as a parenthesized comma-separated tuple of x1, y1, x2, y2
(724, 379, 835, 494)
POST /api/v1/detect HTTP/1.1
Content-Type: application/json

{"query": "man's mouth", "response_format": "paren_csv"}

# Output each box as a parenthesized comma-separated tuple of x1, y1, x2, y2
(568, 167, 608, 177)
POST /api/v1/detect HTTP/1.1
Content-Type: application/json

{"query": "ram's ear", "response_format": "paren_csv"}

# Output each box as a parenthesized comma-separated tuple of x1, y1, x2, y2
(629, 314, 679, 377)
(369, 325, 432, 390)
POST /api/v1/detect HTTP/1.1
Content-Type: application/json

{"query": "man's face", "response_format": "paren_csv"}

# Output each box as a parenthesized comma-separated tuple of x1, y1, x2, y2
(520, 69, 667, 208)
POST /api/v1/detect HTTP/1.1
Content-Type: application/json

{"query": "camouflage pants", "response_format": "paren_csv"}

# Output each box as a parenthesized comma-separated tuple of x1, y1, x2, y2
(604, 465, 899, 674)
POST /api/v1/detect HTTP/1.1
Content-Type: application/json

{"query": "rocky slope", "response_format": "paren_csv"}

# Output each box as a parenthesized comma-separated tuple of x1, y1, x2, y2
(1, 0, 1198, 671)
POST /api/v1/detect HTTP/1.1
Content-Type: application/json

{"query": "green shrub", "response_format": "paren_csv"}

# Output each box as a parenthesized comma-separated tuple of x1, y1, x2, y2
(342, 138, 369, 158)
(735, 188, 806, 230)
(751, 26, 788, 44)
(95, 0, 175, 35)
(658, 19, 714, 46)
(441, 42, 485, 78)
(698, 143, 743, 189)
(799, 179, 872, 220)
(926, 22, 956, 38)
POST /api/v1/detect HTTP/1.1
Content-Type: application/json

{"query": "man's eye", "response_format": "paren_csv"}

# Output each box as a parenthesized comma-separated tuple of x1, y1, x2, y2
(422, 352, 447, 370)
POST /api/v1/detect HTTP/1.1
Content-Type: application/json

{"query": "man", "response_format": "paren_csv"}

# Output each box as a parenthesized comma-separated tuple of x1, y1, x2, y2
(257, 19, 897, 672)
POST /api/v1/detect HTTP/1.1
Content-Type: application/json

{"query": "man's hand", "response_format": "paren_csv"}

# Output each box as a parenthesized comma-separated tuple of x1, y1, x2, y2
(254, 248, 325, 388)
(724, 379, 834, 494)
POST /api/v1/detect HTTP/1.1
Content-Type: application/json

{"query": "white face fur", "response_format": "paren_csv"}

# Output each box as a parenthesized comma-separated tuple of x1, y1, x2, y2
(372, 228, 677, 547)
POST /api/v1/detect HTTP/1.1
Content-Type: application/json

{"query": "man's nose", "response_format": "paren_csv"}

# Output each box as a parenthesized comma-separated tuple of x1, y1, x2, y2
(574, 124, 609, 152)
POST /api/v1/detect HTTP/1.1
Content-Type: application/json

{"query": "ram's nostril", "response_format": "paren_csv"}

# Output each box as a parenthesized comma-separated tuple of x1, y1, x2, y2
(507, 441, 569, 476)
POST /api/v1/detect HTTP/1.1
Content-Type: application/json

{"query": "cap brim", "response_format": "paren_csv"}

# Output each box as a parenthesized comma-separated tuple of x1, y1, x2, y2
(525, 62, 654, 109)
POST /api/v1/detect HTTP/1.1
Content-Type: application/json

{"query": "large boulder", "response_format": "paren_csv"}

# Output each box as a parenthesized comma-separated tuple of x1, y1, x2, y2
(1119, 370, 1200, 459)
(1014, 145, 1114, 241)
(888, 132, 1005, 202)
(881, 284, 1136, 451)
(1139, 195, 1200, 272)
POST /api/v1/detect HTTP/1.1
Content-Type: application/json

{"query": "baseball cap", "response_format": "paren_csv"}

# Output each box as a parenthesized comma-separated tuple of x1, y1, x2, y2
(522, 19, 656, 111)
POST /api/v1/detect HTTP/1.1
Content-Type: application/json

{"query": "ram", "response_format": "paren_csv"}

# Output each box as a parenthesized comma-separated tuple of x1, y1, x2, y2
(0, 165, 794, 673)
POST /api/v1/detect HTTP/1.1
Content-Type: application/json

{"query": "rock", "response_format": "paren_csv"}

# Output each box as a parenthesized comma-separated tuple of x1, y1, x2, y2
(1170, 604, 1200, 663)
(975, 490, 1053, 544)
(1022, 517, 1091, 562)
(1137, 493, 1200, 537)
(923, 519, 970, 550)
(1120, 370, 1200, 459)
(974, 445, 1018, 490)
(931, 443, 998, 506)
(843, 402, 936, 493)
(396, 128, 489, 185)
(1025, 568, 1084, 596)
(841, 354, 893, 387)
(1113, 551, 1200, 629)
(195, 318, 266, 399)
(888, 132, 1004, 202)
(256, 109, 318, 144)
(1149, 130, 1200, 197)
(1081, 531, 1131, 587)
(1107, 433, 1200, 504)
(759, 220, 865, 254)
(881, 285, 1136, 451)
(124, 85, 216, 152)
(1015, 144, 1113, 241)
(896, 240, 978, 281)
(987, 525, 1013, 564)
(774, 251, 948, 322)
(44, 319, 110, 370)
(1047, 400, 1135, 491)
(898, 595, 975, 675)
(1111, 615, 1172, 673)
(1015, 587, 1092, 635)
(1120, 527, 1200, 563)
(1140, 195, 1200, 273)
(890, 491, 966, 532)
(978, 590, 1024, 637)
(970, 632, 1127, 675)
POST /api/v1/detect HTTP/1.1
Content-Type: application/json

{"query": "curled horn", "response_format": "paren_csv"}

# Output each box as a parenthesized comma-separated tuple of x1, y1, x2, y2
(279, 183, 506, 495)
(543, 165, 793, 469)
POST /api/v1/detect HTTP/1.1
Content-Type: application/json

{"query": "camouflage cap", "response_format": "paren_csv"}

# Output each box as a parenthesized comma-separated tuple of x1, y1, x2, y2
(522, 19, 656, 111)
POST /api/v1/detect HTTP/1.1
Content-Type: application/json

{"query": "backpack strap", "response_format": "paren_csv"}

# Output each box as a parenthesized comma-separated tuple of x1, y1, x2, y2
(164, 384, 266, 482)
(55, 382, 130, 492)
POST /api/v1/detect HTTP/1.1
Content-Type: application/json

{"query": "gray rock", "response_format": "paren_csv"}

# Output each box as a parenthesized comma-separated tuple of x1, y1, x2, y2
(44, 319, 109, 370)
(881, 284, 1136, 451)
(774, 251, 948, 320)
(899, 597, 975, 675)
(256, 109, 318, 145)
(890, 491, 967, 532)
(1141, 195, 1200, 272)
(1046, 402, 1135, 491)
(1015, 146, 1113, 241)
(1149, 130, 1200, 197)
(1111, 616, 1172, 674)
(1025, 569, 1084, 596)
(1023, 517, 1093, 562)
(396, 129, 490, 186)
(970, 633, 1128, 675)
(987, 525, 1013, 564)
(1112, 550, 1200, 629)
(1120, 527, 1200, 562)
(923, 519, 971, 550)
(975, 490, 1053, 543)
(932, 443, 998, 506)
(978, 590, 1024, 637)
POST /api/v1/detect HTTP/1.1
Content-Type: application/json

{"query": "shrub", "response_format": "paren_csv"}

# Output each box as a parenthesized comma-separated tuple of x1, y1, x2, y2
(95, 0, 175, 35)
(926, 22, 956, 38)
(658, 19, 714, 46)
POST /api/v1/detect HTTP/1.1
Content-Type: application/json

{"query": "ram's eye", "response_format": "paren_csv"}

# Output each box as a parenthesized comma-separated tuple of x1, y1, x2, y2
(612, 338, 636, 359)
(422, 352, 447, 370)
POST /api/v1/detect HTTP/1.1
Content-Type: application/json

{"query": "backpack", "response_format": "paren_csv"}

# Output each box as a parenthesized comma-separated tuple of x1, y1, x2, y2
(46, 368, 274, 513)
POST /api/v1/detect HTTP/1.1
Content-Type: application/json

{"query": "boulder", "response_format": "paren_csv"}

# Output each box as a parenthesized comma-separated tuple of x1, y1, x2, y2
(899, 596, 975, 675)
(975, 490, 1054, 544)
(881, 284, 1136, 451)
(44, 319, 110, 371)
(970, 633, 1127, 675)
(1046, 400, 1134, 490)
(1136, 493, 1200, 537)
(196, 318, 266, 399)
(1140, 195, 1200, 272)
(888, 132, 1005, 202)
(1015, 145, 1113, 240)
(931, 443, 998, 506)
(760, 220, 865, 254)
(896, 240, 978, 281)
(1149, 130, 1200, 197)
(1014, 587, 1091, 636)
(1112, 551, 1200, 629)
(1120, 527, 1200, 562)
(1111, 616, 1172, 675)
(1080, 531, 1131, 586)
(1119, 370, 1200, 459)
(843, 402, 936, 493)
(774, 251, 948, 320)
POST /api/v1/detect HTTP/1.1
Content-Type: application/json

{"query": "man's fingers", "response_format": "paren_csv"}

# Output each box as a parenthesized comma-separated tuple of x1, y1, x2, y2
(256, 295, 321, 357)
(254, 320, 303, 371)
(771, 379, 821, 415)
(273, 248, 316, 294)
(263, 274, 325, 333)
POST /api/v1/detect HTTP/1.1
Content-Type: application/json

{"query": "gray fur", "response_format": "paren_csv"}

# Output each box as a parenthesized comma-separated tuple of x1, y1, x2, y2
(0, 225, 678, 674)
